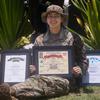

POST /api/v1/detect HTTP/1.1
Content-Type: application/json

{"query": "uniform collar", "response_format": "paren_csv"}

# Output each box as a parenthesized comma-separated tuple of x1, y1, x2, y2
(43, 25, 68, 42)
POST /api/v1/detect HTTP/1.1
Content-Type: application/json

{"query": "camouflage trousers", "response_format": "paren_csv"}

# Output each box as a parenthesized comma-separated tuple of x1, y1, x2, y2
(11, 75, 69, 98)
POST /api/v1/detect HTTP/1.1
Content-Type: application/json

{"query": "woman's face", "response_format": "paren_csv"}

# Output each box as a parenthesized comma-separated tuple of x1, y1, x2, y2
(47, 12, 62, 29)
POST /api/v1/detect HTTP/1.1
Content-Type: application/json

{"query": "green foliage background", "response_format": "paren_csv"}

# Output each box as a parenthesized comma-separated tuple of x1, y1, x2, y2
(0, 0, 32, 50)
(71, 0, 100, 49)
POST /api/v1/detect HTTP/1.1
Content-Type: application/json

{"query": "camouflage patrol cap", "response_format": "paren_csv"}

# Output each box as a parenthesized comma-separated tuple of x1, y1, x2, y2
(41, 4, 67, 23)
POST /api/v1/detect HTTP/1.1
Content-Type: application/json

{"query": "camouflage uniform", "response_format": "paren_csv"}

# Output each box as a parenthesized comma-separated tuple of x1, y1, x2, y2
(34, 26, 88, 74)
(11, 26, 88, 98)
(11, 75, 69, 98)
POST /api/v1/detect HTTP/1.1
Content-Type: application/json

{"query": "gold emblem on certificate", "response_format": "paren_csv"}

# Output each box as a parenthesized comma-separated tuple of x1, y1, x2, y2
(38, 51, 69, 74)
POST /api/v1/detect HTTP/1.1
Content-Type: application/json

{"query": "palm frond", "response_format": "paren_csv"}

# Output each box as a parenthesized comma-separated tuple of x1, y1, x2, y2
(71, 0, 100, 49)
(0, 0, 25, 50)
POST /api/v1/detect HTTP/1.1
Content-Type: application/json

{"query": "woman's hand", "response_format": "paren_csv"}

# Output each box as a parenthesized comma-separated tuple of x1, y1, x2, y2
(29, 65, 36, 75)
(72, 66, 82, 77)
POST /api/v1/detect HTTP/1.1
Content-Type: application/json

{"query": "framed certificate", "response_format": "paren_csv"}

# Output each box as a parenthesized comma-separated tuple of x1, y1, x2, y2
(0, 49, 31, 84)
(82, 50, 100, 85)
(32, 46, 73, 78)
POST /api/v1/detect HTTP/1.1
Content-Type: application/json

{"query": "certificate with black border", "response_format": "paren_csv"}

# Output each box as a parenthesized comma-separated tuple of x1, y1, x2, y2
(82, 50, 100, 85)
(0, 49, 31, 84)
(32, 46, 73, 78)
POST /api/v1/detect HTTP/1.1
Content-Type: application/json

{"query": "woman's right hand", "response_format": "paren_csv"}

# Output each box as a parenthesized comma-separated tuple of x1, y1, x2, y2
(29, 65, 36, 75)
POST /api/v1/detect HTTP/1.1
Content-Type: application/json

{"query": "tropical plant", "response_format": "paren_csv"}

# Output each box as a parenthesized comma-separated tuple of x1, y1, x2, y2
(70, 0, 100, 49)
(0, 0, 32, 50)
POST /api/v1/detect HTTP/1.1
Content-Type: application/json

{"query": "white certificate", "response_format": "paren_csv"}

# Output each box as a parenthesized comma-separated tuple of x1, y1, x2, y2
(83, 55, 100, 84)
(38, 51, 69, 74)
(4, 55, 26, 82)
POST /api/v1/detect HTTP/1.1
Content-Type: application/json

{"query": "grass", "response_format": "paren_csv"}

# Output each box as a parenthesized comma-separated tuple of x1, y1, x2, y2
(48, 86, 100, 100)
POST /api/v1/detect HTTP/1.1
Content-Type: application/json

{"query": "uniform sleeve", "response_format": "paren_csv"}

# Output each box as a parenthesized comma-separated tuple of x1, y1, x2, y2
(33, 34, 44, 46)
(73, 34, 88, 75)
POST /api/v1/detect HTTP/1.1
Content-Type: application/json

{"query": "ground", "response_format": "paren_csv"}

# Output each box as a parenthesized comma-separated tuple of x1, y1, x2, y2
(49, 86, 100, 100)
(1, 85, 100, 100)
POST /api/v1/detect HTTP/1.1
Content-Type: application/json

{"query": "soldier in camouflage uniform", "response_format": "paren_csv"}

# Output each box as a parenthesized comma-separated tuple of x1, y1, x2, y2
(0, 5, 88, 99)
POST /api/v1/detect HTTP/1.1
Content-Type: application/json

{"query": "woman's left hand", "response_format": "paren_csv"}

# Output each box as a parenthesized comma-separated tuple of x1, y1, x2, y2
(72, 66, 82, 77)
